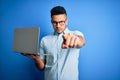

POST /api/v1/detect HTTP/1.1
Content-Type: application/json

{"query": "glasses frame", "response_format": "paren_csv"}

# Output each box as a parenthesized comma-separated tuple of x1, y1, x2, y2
(52, 18, 67, 26)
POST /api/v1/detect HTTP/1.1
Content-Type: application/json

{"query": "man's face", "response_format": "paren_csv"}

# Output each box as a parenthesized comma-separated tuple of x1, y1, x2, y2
(51, 14, 68, 34)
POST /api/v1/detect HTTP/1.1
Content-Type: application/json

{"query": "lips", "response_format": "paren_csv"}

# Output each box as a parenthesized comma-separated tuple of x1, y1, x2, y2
(56, 29, 62, 33)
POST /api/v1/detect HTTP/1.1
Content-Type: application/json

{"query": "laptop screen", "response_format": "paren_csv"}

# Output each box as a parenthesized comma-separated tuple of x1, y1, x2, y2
(13, 27, 40, 54)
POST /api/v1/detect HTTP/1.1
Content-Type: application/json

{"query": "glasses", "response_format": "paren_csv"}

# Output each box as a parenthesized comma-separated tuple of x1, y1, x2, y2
(52, 19, 66, 26)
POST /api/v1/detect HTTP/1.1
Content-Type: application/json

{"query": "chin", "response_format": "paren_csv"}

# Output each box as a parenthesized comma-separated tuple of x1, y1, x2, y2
(57, 30, 63, 34)
(56, 30, 61, 33)
(57, 32, 61, 34)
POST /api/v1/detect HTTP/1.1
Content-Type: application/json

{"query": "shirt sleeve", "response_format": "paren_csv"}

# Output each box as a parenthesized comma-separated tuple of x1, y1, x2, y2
(39, 38, 45, 60)
(73, 30, 84, 37)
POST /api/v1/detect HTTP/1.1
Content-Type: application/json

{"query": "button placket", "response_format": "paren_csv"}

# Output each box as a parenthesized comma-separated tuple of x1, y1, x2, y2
(57, 34, 63, 80)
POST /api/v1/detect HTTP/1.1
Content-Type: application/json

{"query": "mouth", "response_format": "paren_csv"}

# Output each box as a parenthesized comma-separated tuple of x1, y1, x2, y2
(56, 29, 62, 33)
(56, 27, 60, 31)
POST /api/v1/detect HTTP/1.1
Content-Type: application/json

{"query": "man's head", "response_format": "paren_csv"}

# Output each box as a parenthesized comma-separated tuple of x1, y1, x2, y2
(51, 6, 68, 34)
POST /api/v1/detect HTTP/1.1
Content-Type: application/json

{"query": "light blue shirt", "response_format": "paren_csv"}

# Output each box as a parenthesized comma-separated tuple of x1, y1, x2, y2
(40, 28, 84, 80)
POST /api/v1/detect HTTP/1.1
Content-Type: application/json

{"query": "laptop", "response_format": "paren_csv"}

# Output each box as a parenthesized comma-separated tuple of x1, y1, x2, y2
(13, 27, 40, 54)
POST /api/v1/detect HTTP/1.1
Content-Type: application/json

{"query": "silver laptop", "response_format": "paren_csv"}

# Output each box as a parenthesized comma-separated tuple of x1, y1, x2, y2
(13, 27, 40, 54)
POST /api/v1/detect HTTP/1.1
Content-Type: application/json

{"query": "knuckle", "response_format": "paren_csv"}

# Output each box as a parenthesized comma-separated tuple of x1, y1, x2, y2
(69, 44, 73, 47)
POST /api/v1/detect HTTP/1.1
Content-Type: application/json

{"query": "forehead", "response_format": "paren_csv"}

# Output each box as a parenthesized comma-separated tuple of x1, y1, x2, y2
(52, 14, 66, 21)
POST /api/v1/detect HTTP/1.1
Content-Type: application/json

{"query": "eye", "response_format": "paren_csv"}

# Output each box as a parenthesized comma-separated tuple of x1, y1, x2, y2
(52, 18, 66, 26)
(59, 21, 65, 25)
(52, 21, 57, 25)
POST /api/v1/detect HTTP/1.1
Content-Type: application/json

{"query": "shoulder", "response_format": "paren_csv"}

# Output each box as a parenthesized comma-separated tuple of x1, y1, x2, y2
(68, 28, 84, 37)
(41, 33, 53, 40)
(40, 33, 55, 43)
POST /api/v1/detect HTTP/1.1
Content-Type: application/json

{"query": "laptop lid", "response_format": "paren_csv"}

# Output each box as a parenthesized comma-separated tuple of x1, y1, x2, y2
(13, 27, 40, 54)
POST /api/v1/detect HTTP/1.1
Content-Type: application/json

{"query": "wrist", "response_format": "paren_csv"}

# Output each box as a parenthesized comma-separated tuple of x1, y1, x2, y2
(34, 58, 40, 63)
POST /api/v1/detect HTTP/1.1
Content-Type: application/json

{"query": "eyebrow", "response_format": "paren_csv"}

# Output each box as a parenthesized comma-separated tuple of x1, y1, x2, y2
(52, 18, 67, 22)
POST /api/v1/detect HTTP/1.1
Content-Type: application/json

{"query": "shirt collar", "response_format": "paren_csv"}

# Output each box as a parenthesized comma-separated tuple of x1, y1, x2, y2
(54, 28, 70, 36)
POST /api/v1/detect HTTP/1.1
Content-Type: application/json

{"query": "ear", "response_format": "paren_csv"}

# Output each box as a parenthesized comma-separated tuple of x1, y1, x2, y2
(65, 18, 68, 25)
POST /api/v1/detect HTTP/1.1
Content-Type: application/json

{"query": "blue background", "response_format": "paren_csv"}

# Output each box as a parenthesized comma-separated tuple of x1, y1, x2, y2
(0, 0, 120, 80)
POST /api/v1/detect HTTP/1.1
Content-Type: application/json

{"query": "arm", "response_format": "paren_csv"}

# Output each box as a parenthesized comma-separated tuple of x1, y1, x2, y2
(76, 35, 85, 48)
(34, 57, 45, 71)
(21, 53, 45, 70)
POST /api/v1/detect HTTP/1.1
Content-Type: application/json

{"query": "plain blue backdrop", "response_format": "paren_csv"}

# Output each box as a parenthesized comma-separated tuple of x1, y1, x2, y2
(0, 0, 120, 80)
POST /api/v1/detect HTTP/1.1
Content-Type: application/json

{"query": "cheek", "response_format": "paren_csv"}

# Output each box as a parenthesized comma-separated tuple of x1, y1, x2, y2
(62, 25, 66, 30)
(53, 26, 56, 29)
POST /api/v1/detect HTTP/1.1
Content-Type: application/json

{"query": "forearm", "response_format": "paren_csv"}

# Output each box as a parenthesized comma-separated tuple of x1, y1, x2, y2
(21, 53, 45, 70)
(34, 58, 45, 71)
(77, 35, 85, 48)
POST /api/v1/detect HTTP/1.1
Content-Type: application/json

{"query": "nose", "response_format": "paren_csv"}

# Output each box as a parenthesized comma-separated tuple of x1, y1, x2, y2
(56, 23, 61, 28)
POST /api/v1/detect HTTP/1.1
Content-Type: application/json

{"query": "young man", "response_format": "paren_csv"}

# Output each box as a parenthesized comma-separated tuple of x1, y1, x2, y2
(22, 6, 85, 80)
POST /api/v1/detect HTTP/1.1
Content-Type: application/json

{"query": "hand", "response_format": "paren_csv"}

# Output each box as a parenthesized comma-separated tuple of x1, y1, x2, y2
(21, 53, 40, 60)
(62, 33, 79, 48)
(21, 53, 45, 70)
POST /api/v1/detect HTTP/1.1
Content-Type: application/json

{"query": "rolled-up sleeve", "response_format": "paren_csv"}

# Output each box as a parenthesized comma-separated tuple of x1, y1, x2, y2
(39, 38, 45, 60)
(73, 30, 84, 37)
